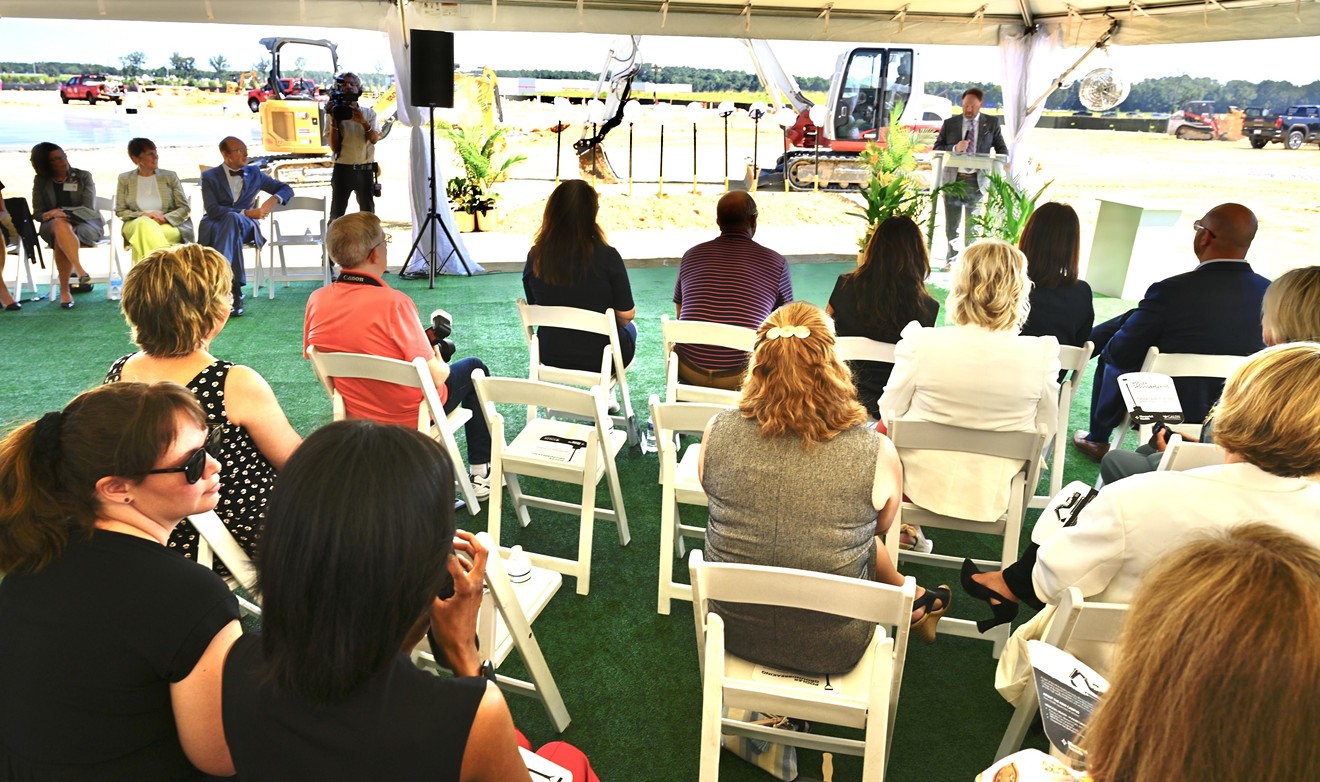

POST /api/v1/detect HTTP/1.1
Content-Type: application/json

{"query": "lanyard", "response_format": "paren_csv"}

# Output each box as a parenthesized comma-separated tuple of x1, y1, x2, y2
(335, 272, 383, 287)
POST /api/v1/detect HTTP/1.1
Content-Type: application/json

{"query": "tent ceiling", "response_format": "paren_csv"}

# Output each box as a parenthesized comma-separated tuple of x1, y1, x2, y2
(1, 0, 1317, 46)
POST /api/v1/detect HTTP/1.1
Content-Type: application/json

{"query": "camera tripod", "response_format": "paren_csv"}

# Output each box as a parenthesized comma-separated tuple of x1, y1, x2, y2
(401, 104, 473, 286)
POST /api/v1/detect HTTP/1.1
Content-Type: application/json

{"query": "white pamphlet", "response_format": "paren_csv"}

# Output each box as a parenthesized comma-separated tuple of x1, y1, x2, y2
(1116, 371, 1183, 425)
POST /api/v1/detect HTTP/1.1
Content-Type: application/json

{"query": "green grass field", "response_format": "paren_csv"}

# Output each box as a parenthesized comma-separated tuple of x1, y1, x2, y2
(0, 264, 1134, 781)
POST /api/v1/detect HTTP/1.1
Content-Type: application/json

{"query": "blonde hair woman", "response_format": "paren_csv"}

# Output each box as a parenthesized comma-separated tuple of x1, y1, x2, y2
(1262, 265, 1320, 344)
(109, 243, 300, 567)
(877, 239, 1061, 526)
(1082, 524, 1320, 781)
(697, 302, 950, 673)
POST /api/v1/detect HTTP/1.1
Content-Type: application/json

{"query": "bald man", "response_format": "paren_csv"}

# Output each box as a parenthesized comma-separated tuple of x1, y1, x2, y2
(1073, 203, 1270, 460)
(672, 191, 793, 390)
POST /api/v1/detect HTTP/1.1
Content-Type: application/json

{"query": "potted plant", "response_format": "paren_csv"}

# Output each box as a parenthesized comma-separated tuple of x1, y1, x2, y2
(439, 124, 527, 232)
(445, 176, 477, 233)
(969, 170, 1052, 244)
(852, 110, 960, 260)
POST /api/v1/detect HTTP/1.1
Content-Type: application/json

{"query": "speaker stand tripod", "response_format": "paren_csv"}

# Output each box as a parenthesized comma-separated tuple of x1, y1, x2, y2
(401, 104, 472, 287)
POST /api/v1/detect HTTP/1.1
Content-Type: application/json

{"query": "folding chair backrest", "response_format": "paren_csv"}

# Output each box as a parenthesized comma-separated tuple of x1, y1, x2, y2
(1156, 434, 1224, 472)
(93, 196, 115, 244)
(277, 195, 327, 214)
(1032, 341, 1096, 507)
(661, 314, 758, 358)
(1044, 587, 1129, 649)
(835, 336, 897, 364)
(307, 347, 443, 432)
(888, 419, 1046, 464)
(1058, 342, 1094, 390)
(473, 372, 604, 423)
(1144, 346, 1249, 379)
(648, 396, 728, 485)
(190, 510, 259, 595)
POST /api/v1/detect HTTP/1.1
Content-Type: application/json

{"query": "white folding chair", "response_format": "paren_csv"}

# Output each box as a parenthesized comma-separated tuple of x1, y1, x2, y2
(4, 211, 41, 304)
(473, 371, 630, 595)
(517, 298, 641, 446)
(995, 587, 1129, 760)
(306, 346, 482, 514)
(1030, 341, 1095, 509)
(661, 314, 758, 405)
(690, 550, 916, 782)
(413, 532, 572, 732)
(1111, 346, 1249, 450)
(46, 196, 126, 298)
(190, 510, 263, 618)
(1155, 433, 1224, 472)
(886, 419, 1049, 657)
(262, 195, 330, 297)
(834, 336, 898, 365)
(650, 395, 729, 615)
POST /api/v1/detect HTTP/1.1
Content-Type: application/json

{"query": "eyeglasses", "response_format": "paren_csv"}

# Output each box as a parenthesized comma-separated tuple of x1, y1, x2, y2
(1193, 220, 1216, 239)
(145, 427, 223, 484)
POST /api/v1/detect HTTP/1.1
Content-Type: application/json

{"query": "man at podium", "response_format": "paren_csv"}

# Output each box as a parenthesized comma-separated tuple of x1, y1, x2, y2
(933, 87, 1009, 264)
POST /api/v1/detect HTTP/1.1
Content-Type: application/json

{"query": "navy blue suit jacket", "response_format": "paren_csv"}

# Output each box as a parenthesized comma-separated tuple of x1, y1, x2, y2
(198, 164, 293, 248)
(1103, 260, 1269, 422)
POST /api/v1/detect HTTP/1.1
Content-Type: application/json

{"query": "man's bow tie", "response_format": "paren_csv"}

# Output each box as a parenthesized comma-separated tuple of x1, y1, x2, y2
(228, 169, 244, 178)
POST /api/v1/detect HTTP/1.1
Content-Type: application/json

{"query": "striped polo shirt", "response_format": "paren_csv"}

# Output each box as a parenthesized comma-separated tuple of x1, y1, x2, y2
(672, 231, 794, 370)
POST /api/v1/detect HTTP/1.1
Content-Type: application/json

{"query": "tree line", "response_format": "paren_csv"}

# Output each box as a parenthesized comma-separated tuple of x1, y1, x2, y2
(0, 57, 390, 91)
(927, 76, 1320, 114)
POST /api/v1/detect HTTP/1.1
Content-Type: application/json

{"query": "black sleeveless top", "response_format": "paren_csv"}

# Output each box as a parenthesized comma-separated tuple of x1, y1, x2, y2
(106, 355, 276, 568)
(222, 635, 487, 781)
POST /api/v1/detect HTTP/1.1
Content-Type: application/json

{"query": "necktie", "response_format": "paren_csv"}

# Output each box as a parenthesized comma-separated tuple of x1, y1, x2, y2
(969, 119, 977, 153)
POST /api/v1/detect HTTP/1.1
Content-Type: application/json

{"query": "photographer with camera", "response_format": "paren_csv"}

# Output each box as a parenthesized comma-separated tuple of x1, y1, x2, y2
(326, 72, 381, 222)
(305, 213, 493, 498)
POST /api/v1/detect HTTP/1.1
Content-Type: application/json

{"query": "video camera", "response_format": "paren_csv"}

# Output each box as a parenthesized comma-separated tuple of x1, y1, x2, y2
(327, 73, 363, 122)
(426, 309, 457, 363)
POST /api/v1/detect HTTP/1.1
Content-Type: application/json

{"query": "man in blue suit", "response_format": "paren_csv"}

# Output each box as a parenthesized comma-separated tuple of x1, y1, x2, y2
(1073, 203, 1269, 460)
(932, 87, 1009, 263)
(199, 137, 293, 316)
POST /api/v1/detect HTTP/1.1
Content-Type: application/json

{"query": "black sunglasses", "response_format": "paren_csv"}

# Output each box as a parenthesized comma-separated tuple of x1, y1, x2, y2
(145, 427, 223, 484)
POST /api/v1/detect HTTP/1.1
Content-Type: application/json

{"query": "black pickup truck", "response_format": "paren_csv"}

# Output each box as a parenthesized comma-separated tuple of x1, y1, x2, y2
(1242, 105, 1320, 149)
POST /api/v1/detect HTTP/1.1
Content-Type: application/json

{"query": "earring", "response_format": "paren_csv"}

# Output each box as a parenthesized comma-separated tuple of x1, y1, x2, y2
(123, 497, 133, 504)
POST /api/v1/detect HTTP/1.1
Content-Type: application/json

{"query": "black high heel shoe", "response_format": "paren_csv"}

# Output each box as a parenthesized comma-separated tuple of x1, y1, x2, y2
(960, 559, 1019, 633)
(910, 585, 951, 645)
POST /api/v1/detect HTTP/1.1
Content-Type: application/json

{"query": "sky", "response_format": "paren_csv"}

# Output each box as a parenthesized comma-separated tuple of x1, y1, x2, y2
(1, 18, 1318, 86)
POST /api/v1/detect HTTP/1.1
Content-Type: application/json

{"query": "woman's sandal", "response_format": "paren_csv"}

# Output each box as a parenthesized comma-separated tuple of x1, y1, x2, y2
(960, 558, 1020, 633)
(910, 585, 951, 645)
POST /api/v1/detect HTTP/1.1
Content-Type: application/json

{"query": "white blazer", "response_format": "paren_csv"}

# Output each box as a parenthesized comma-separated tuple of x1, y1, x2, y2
(1035, 461, 1320, 605)
(878, 321, 1060, 522)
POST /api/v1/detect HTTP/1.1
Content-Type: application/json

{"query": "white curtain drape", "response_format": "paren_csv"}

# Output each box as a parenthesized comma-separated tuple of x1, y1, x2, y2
(385, 10, 479, 275)
(998, 24, 1064, 180)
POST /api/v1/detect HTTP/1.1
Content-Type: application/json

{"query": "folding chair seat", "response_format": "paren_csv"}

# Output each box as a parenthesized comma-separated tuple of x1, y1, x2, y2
(1030, 341, 1095, 509)
(261, 195, 330, 297)
(413, 532, 571, 732)
(1110, 346, 1248, 450)
(660, 314, 757, 405)
(1155, 433, 1224, 472)
(650, 395, 729, 615)
(994, 587, 1128, 760)
(306, 346, 482, 514)
(886, 419, 1049, 657)
(473, 371, 629, 596)
(689, 550, 916, 782)
(517, 298, 641, 446)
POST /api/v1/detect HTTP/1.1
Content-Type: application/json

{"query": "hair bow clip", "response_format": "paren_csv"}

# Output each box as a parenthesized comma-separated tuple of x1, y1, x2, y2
(766, 325, 810, 340)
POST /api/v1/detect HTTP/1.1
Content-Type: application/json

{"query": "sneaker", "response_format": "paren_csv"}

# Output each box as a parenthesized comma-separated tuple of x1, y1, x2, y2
(469, 472, 492, 501)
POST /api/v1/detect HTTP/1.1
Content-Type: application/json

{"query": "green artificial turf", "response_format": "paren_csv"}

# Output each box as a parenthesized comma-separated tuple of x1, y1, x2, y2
(0, 265, 1134, 782)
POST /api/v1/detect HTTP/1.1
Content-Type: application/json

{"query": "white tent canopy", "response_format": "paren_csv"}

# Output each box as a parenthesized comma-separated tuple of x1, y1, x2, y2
(5, 0, 1315, 269)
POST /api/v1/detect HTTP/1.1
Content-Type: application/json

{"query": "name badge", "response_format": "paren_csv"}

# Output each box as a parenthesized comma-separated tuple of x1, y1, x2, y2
(62, 182, 79, 192)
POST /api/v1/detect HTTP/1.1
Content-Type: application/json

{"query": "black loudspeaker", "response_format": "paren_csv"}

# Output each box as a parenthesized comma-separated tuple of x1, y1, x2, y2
(410, 29, 455, 108)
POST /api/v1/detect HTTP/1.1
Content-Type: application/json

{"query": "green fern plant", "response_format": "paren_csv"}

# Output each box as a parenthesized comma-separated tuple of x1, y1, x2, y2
(969, 171, 1052, 244)
(852, 110, 957, 250)
(438, 124, 528, 214)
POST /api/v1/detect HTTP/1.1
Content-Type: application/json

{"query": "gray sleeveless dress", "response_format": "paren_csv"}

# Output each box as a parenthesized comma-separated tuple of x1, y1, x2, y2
(702, 410, 882, 674)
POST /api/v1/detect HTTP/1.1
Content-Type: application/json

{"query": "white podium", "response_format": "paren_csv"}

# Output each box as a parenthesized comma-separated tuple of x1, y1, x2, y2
(1085, 200, 1183, 300)
(926, 151, 1007, 245)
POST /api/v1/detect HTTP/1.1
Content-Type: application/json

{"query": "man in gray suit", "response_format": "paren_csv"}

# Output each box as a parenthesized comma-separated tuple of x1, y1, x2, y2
(932, 87, 1009, 262)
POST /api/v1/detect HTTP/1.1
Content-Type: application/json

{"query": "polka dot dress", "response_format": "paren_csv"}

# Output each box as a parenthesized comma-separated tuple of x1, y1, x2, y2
(107, 354, 274, 575)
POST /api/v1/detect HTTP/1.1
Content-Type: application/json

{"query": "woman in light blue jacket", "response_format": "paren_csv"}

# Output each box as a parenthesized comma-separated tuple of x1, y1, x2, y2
(115, 137, 193, 263)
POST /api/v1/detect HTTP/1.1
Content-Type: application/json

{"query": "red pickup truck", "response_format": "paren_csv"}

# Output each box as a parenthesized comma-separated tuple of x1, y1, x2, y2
(60, 74, 125, 105)
(247, 78, 319, 113)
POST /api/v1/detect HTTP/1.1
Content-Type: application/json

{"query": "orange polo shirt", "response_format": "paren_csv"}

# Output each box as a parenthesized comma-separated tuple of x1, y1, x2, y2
(303, 269, 445, 426)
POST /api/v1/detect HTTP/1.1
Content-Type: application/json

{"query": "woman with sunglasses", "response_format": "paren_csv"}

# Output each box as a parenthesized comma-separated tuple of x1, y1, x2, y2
(107, 243, 300, 567)
(0, 382, 242, 779)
